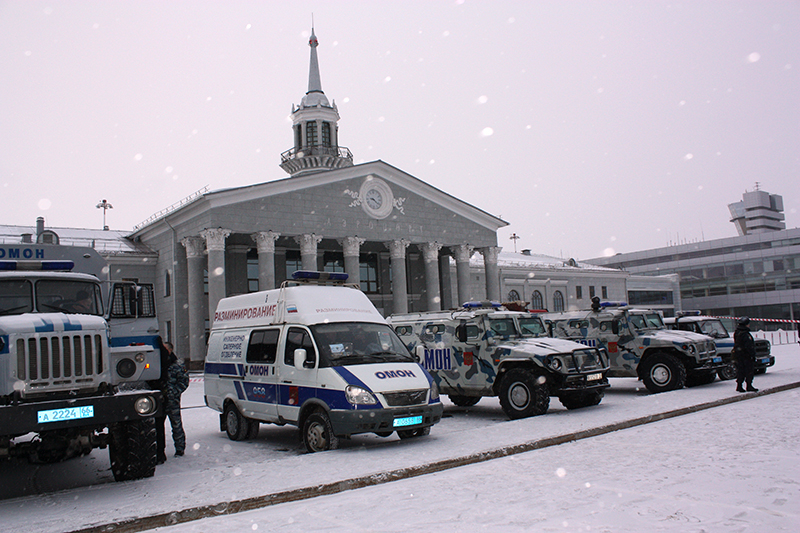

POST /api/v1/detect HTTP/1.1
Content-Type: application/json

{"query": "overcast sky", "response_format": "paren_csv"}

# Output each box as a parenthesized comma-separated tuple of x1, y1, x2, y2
(1, 0, 798, 259)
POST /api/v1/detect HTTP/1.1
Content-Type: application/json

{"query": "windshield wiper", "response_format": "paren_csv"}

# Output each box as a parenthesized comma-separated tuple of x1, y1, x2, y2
(0, 305, 31, 316)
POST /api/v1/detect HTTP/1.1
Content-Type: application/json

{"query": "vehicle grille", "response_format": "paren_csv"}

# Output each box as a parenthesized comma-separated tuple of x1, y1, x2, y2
(15, 334, 104, 394)
(382, 389, 428, 407)
(697, 341, 716, 357)
(754, 339, 771, 357)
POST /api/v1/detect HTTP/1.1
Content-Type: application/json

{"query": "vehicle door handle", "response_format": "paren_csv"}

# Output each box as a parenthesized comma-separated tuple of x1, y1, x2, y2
(282, 380, 292, 384)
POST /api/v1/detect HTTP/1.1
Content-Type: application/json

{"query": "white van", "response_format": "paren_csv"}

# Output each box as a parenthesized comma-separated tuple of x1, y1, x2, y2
(204, 271, 443, 452)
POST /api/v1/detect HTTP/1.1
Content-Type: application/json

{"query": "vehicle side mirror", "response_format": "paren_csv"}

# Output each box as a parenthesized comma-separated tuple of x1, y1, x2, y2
(293, 348, 313, 369)
(455, 324, 467, 343)
(414, 345, 425, 363)
(611, 320, 619, 335)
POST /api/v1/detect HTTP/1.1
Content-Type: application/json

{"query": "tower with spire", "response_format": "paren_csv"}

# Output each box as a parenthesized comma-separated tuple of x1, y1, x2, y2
(280, 27, 353, 176)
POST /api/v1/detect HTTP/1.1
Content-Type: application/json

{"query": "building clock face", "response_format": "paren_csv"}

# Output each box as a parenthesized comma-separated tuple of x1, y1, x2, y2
(359, 176, 394, 219)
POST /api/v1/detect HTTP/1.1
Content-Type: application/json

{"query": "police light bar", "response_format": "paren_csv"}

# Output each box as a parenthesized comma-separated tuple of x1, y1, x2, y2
(0, 260, 75, 272)
(291, 270, 349, 282)
(676, 310, 702, 317)
(462, 301, 502, 309)
(599, 301, 628, 308)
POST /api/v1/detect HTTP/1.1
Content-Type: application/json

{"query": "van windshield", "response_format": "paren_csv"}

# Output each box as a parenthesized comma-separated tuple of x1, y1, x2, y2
(310, 322, 415, 367)
(516, 316, 547, 337)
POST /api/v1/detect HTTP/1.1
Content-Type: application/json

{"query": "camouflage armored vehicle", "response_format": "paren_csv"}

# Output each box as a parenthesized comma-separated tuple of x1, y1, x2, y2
(543, 297, 723, 394)
(387, 302, 610, 419)
(664, 312, 773, 380)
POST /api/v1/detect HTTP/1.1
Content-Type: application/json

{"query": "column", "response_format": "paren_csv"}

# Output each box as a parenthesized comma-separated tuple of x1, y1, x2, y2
(421, 242, 443, 311)
(295, 233, 322, 271)
(387, 239, 410, 315)
(252, 231, 280, 290)
(341, 236, 365, 285)
(454, 244, 474, 306)
(181, 236, 206, 370)
(481, 246, 502, 303)
(226, 244, 250, 296)
(439, 252, 454, 310)
(201, 228, 231, 325)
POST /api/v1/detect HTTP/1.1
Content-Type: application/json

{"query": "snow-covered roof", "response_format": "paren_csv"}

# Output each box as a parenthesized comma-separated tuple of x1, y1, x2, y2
(470, 250, 621, 272)
(0, 224, 155, 255)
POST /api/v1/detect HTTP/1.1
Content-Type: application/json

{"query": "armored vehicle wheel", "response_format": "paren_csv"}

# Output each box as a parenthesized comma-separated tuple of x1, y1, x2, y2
(224, 403, 250, 441)
(718, 362, 737, 381)
(449, 395, 481, 407)
(397, 426, 431, 439)
(559, 390, 604, 410)
(641, 353, 686, 393)
(302, 411, 339, 453)
(686, 371, 716, 387)
(109, 417, 157, 482)
(246, 419, 260, 440)
(498, 368, 549, 419)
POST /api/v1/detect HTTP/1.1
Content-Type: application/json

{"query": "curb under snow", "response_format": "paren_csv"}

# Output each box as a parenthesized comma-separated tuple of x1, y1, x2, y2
(72, 381, 800, 533)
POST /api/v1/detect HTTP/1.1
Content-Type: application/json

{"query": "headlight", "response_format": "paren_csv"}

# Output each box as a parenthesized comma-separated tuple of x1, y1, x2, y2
(547, 356, 564, 372)
(345, 385, 377, 405)
(134, 352, 146, 363)
(134, 395, 156, 415)
(429, 380, 439, 401)
(116, 358, 137, 378)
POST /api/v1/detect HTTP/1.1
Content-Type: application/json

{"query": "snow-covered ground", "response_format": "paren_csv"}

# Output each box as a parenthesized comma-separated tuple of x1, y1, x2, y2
(1, 344, 798, 532)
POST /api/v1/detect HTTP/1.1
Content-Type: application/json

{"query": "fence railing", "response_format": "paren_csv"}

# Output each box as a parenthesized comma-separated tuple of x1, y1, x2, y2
(715, 316, 800, 346)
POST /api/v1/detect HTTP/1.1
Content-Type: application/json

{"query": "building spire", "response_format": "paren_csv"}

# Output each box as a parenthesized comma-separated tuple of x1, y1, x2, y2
(307, 26, 323, 95)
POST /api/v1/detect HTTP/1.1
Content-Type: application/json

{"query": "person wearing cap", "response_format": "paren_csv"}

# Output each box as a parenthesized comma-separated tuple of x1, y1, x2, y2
(733, 317, 758, 393)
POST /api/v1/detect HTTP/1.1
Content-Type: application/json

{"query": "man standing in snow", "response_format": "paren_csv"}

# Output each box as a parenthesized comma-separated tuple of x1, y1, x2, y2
(164, 342, 189, 457)
(733, 317, 758, 393)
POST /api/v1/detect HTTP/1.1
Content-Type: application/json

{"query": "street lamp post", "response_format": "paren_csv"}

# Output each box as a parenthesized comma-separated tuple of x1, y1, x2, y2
(96, 199, 113, 230)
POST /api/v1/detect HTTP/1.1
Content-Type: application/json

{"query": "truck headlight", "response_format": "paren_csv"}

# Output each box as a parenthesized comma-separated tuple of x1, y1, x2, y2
(134, 395, 156, 415)
(546, 356, 564, 372)
(345, 385, 377, 405)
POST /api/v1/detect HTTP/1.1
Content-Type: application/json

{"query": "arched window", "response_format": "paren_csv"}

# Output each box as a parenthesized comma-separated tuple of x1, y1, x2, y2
(507, 289, 521, 301)
(553, 290, 565, 312)
(531, 290, 544, 310)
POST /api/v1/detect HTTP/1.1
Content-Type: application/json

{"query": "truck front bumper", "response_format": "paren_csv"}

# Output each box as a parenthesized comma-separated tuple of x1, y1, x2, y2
(328, 402, 443, 437)
(0, 390, 163, 437)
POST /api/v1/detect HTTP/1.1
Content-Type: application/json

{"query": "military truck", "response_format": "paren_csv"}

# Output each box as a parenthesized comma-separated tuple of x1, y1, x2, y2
(542, 297, 723, 394)
(664, 312, 774, 380)
(388, 302, 610, 419)
(0, 244, 162, 481)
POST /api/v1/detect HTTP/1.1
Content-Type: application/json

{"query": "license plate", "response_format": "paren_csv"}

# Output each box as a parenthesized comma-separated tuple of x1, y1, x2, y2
(758, 358, 770, 364)
(712, 357, 722, 363)
(586, 373, 603, 381)
(37, 405, 95, 424)
(393, 415, 423, 428)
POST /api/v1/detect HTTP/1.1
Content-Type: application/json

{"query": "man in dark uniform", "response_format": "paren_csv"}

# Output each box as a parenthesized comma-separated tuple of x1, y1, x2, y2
(148, 337, 171, 464)
(733, 317, 758, 393)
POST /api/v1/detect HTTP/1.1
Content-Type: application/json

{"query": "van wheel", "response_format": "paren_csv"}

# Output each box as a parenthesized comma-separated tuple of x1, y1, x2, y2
(397, 426, 431, 439)
(302, 412, 339, 453)
(641, 353, 686, 393)
(449, 395, 481, 407)
(498, 368, 549, 419)
(224, 404, 250, 441)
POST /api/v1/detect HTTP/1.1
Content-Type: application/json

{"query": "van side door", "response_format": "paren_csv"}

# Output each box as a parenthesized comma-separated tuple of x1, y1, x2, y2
(277, 326, 319, 423)
(242, 328, 281, 420)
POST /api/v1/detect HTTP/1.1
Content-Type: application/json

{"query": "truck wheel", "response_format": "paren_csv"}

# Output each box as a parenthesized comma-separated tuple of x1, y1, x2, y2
(686, 371, 716, 387)
(449, 395, 481, 407)
(641, 353, 686, 393)
(397, 426, 431, 439)
(498, 368, 549, 419)
(109, 417, 157, 482)
(302, 411, 339, 453)
(224, 403, 250, 441)
(718, 361, 737, 381)
(559, 390, 604, 410)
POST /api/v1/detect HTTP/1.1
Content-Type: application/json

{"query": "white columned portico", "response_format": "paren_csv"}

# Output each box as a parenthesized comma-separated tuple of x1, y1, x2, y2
(252, 231, 280, 290)
(296, 233, 322, 271)
(421, 242, 443, 311)
(226, 244, 250, 296)
(387, 239, 410, 315)
(454, 244, 474, 306)
(201, 228, 231, 325)
(181, 236, 206, 370)
(341, 236, 365, 284)
(439, 252, 454, 310)
(481, 246, 502, 302)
